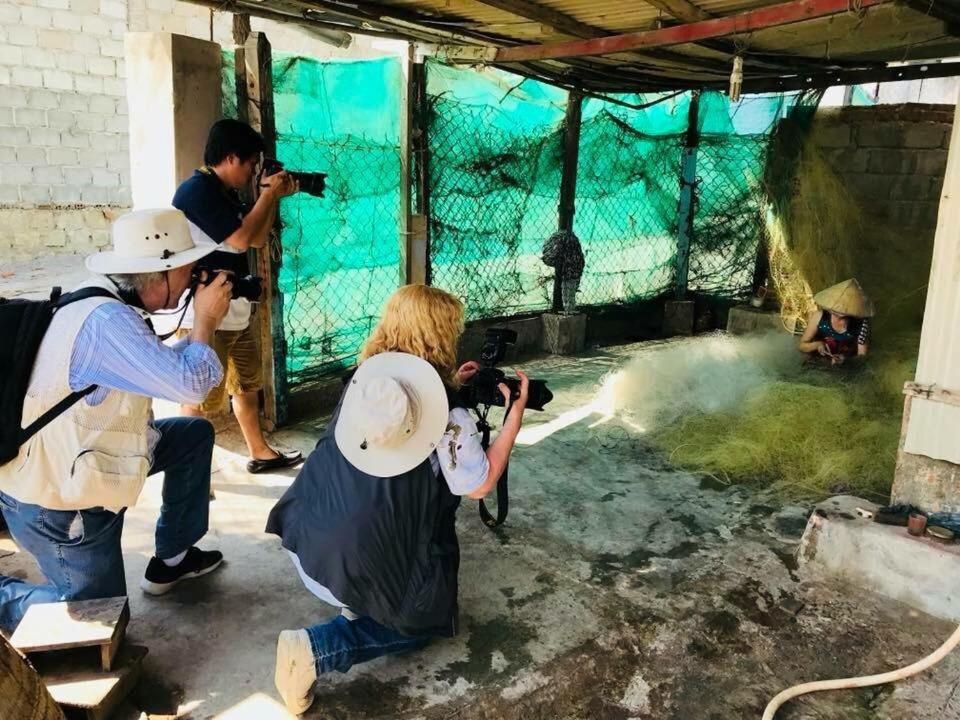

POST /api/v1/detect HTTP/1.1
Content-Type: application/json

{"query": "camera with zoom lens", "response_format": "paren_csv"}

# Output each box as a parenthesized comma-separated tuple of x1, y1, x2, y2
(191, 267, 263, 302)
(459, 328, 552, 412)
(261, 157, 327, 198)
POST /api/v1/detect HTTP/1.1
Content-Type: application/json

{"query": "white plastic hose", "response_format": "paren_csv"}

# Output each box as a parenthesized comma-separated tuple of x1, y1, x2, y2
(762, 623, 960, 720)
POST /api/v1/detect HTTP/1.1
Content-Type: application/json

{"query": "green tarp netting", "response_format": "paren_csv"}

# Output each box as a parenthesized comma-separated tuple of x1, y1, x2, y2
(221, 51, 799, 386)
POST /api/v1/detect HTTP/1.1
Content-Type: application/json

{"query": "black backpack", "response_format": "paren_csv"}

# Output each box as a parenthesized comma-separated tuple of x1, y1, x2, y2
(0, 286, 119, 467)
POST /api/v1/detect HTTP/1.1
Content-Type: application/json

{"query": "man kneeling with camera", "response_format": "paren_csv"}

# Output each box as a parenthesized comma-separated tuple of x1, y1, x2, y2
(0, 209, 233, 630)
(266, 285, 530, 714)
(172, 119, 303, 473)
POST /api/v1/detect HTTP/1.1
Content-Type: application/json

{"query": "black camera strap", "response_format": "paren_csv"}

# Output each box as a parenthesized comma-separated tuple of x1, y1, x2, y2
(475, 407, 510, 529)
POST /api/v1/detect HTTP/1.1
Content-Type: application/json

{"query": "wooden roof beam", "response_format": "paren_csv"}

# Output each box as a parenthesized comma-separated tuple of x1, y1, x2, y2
(493, 0, 890, 63)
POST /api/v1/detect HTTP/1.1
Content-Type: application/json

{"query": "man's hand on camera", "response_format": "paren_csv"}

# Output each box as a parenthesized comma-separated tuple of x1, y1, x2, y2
(514, 369, 530, 409)
(261, 170, 298, 199)
(193, 271, 232, 330)
(457, 361, 480, 384)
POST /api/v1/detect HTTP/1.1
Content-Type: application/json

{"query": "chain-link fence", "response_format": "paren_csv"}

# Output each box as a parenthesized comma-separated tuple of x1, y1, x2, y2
(221, 50, 238, 119)
(426, 63, 566, 319)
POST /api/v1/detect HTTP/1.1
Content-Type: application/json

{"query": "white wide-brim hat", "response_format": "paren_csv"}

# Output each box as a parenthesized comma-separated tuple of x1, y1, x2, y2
(335, 352, 449, 478)
(86, 208, 217, 275)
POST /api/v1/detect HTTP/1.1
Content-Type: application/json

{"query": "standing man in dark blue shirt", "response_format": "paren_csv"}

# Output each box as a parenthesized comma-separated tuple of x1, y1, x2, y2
(172, 119, 303, 473)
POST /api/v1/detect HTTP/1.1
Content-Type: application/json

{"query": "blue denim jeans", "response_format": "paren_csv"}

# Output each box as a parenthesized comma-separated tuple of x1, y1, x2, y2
(306, 615, 430, 675)
(0, 417, 214, 632)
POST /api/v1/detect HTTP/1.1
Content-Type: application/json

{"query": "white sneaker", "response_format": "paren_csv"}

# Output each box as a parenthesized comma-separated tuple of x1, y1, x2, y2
(275, 629, 316, 715)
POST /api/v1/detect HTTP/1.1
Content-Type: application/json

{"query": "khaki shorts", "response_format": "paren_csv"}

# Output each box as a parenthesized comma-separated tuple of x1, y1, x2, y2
(177, 325, 262, 414)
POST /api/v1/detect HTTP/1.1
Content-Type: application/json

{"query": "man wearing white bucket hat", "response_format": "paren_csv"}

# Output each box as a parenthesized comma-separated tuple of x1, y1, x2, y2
(0, 208, 234, 631)
(267, 285, 530, 714)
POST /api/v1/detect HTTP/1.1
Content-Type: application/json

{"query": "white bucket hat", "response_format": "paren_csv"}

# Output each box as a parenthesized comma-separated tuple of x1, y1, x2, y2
(335, 352, 449, 477)
(85, 208, 217, 275)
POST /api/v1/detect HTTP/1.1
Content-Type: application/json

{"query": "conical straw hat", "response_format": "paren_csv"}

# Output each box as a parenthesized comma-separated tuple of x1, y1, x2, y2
(813, 278, 875, 318)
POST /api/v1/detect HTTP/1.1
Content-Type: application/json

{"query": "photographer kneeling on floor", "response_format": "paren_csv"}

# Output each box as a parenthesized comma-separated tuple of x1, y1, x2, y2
(172, 119, 302, 474)
(266, 284, 529, 714)
(0, 209, 233, 632)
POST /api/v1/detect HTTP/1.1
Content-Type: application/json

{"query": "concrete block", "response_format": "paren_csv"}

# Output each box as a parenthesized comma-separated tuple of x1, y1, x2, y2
(47, 147, 78, 165)
(663, 300, 694, 337)
(47, 109, 75, 129)
(8, 28, 38, 47)
(69, 0, 99, 13)
(88, 94, 115, 114)
(75, 113, 104, 132)
(0, 126, 30, 146)
(0, 67, 9, 86)
(813, 122, 851, 148)
(103, 114, 127, 133)
(87, 56, 114, 76)
(81, 186, 109, 204)
(800, 495, 960, 622)
(80, 15, 109, 36)
(867, 148, 916, 175)
(72, 33, 98, 55)
(55, 51, 85, 73)
(92, 168, 118, 187)
(79, 148, 107, 167)
(20, 6, 52, 27)
(33, 165, 62, 184)
(100, 0, 125, 17)
(0, 146, 15, 163)
(59, 92, 87, 112)
(1, 165, 34, 185)
(0, 185, 19, 203)
(542, 312, 586, 355)
(43, 228, 67, 247)
(0, 108, 11, 126)
(890, 176, 935, 202)
(100, 38, 124, 58)
(904, 124, 947, 149)
(52, 10, 81, 30)
(0, 45, 23, 65)
(89, 132, 118, 151)
(725, 304, 794, 335)
(42, 68, 72, 90)
(825, 148, 868, 174)
(856, 122, 906, 148)
(845, 172, 892, 202)
(147, 0, 174, 12)
(16, 145, 46, 164)
(101, 77, 125, 96)
(22, 47, 57, 68)
(893, 448, 960, 513)
(59, 130, 87, 148)
(12, 66, 43, 87)
(107, 153, 127, 172)
(915, 149, 948, 178)
(21, 185, 52, 204)
(39, 28, 72, 50)
(74, 74, 103, 94)
(64, 167, 92, 185)
(0, 86, 28, 107)
(38, 0, 69, 9)
(27, 87, 57, 108)
(14, 106, 45, 126)
(0, 4, 20, 23)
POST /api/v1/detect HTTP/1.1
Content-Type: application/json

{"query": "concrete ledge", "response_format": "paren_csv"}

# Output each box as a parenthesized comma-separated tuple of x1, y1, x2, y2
(800, 495, 960, 622)
(726, 304, 794, 335)
(663, 300, 694, 337)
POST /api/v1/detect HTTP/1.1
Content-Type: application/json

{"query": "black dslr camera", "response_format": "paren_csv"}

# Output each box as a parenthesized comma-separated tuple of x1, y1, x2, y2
(459, 328, 553, 412)
(190, 267, 263, 302)
(261, 158, 327, 198)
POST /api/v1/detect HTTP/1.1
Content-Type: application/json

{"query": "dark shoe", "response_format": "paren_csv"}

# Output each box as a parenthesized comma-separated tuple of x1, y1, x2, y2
(140, 547, 224, 596)
(247, 449, 303, 474)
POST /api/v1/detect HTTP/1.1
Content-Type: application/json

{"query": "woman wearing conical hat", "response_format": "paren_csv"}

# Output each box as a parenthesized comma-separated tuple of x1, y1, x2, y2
(798, 278, 875, 365)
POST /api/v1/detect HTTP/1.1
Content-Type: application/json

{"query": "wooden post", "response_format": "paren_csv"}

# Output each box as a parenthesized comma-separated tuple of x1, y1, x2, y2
(410, 50, 431, 285)
(235, 31, 288, 428)
(674, 89, 700, 299)
(0, 635, 65, 720)
(399, 43, 413, 285)
(555, 91, 583, 311)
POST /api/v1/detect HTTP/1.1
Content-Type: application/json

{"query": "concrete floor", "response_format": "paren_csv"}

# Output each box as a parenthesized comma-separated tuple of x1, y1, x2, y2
(3, 255, 960, 719)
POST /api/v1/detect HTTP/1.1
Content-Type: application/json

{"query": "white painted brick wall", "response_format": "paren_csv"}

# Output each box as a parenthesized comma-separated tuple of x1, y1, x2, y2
(0, 0, 401, 258)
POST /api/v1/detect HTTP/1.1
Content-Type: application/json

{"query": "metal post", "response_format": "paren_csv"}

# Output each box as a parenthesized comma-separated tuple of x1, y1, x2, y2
(555, 90, 583, 310)
(674, 89, 700, 299)
(236, 31, 288, 427)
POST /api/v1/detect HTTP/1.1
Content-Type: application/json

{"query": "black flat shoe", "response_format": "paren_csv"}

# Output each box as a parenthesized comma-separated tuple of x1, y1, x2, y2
(141, 547, 223, 596)
(247, 449, 303, 474)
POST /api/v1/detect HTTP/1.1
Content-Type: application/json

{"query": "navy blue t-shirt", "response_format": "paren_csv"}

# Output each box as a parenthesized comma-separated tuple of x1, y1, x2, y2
(172, 168, 250, 275)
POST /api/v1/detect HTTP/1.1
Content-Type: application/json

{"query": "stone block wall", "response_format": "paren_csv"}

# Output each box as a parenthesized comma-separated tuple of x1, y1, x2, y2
(0, 0, 401, 261)
(812, 104, 953, 236)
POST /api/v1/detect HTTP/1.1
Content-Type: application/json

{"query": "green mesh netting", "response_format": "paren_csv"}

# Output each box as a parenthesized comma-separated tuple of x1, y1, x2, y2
(272, 55, 402, 384)
(427, 60, 567, 319)
(220, 51, 801, 387)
